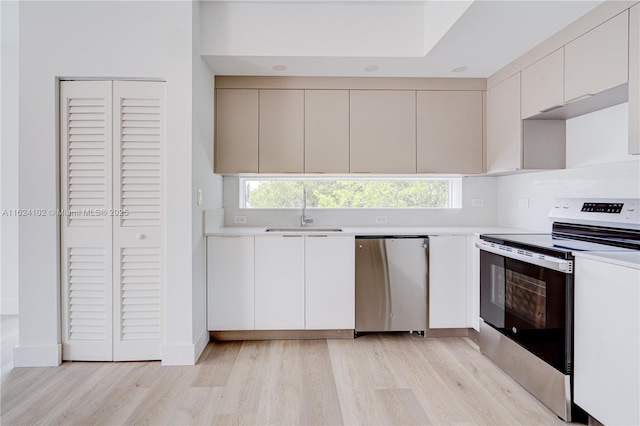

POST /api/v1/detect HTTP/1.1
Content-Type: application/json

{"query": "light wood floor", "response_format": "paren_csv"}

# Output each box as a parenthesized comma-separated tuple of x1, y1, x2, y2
(1, 333, 568, 426)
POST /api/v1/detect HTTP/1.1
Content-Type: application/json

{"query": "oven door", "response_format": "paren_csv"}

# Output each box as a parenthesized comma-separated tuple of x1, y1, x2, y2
(479, 248, 573, 374)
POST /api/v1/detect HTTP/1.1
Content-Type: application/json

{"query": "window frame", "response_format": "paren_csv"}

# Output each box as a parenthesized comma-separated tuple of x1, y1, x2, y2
(238, 176, 462, 210)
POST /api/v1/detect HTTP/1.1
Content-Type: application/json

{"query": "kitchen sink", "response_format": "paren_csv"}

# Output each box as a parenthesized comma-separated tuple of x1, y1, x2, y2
(265, 227, 342, 233)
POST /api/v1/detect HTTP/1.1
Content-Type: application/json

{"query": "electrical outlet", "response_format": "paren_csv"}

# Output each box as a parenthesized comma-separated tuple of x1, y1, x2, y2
(517, 198, 530, 208)
(375, 215, 388, 224)
(471, 198, 485, 207)
(233, 216, 246, 224)
(197, 188, 203, 206)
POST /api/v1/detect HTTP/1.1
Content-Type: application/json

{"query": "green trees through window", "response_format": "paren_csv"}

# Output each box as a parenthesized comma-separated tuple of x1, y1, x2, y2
(242, 179, 453, 208)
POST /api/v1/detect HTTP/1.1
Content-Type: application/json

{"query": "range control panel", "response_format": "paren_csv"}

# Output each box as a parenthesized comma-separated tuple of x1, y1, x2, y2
(581, 202, 624, 214)
(549, 198, 640, 230)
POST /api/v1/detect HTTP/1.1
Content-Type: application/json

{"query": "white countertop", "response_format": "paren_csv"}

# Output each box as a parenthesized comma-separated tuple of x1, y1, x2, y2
(205, 225, 539, 237)
(573, 251, 640, 269)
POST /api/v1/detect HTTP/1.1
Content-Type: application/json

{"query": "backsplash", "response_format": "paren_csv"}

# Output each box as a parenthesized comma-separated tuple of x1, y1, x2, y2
(497, 160, 640, 232)
(498, 104, 640, 232)
(222, 175, 498, 228)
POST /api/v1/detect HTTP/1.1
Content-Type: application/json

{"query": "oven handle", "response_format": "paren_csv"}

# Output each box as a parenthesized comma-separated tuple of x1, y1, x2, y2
(476, 240, 574, 274)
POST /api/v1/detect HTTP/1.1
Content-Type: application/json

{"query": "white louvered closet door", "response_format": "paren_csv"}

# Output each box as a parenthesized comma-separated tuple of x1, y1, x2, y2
(60, 81, 114, 361)
(112, 81, 163, 361)
(60, 80, 164, 362)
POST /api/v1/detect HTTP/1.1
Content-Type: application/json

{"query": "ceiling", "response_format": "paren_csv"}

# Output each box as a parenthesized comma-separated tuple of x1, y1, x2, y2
(201, 0, 603, 78)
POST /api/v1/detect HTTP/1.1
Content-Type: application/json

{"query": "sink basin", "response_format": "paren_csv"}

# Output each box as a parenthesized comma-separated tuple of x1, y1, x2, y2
(265, 227, 342, 233)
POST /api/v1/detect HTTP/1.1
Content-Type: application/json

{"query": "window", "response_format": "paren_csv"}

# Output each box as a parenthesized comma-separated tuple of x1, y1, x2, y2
(240, 177, 462, 209)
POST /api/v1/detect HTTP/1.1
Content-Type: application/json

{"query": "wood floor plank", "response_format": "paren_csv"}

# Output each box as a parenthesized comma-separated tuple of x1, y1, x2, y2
(0, 334, 578, 426)
(163, 387, 225, 425)
(215, 340, 270, 416)
(328, 336, 410, 425)
(297, 340, 344, 426)
(191, 341, 242, 388)
(380, 336, 480, 424)
(122, 365, 197, 425)
(375, 389, 433, 425)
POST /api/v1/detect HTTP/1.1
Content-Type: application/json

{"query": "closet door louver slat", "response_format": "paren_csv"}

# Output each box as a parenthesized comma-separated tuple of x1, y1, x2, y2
(66, 97, 108, 227)
(118, 97, 161, 228)
(119, 247, 161, 341)
(67, 247, 107, 341)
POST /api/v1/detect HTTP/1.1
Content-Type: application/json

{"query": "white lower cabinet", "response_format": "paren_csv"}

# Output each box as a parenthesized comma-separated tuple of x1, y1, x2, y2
(428, 235, 469, 328)
(305, 235, 355, 329)
(574, 256, 640, 425)
(207, 236, 255, 330)
(255, 235, 306, 330)
(207, 234, 355, 331)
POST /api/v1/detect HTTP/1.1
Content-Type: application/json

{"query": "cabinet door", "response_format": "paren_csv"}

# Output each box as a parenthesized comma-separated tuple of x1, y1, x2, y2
(215, 89, 259, 173)
(207, 236, 255, 331)
(565, 11, 629, 103)
(255, 235, 305, 330)
(521, 48, 564, 119)
(259, 90, 304, 173)
(60, 81, 114, 361)
(428, 236, 468, 329)
(305, 235, 355, 330)
(305, 90, 350, 173)
(487, 73, 522, 173)
(574, 258, 640, 425)
(350, 90, 416, 173)
(417, 91, 483, 174)
(630, 4, 640, 155)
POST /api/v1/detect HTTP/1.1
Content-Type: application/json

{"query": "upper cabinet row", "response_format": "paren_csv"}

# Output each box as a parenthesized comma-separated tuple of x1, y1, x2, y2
(487, 8, 638, 173)
(215, 88, 483, 175)
(520, 11, 629, 120)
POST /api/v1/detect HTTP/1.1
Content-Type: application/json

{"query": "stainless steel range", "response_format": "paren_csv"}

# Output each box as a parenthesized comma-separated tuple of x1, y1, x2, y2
(477, 198, 640, 422)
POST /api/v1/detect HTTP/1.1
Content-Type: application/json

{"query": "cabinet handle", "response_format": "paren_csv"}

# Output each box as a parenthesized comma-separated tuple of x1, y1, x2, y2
(308, 235, 328, 238)
(539, 104, 564, 113)
(282, 235, 302, 238)
(136, 233, 145, 240)
(564, 93, 595, 104)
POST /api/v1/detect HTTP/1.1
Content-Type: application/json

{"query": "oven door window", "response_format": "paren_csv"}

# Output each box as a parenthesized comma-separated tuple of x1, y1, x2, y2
(480, 250, 571, 373)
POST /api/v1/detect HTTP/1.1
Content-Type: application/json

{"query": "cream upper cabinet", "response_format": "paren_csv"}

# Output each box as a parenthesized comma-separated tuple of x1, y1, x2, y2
(487, 73, 522, 173)
(215, 89, 259, 174)
(416, 91, 483, 174)
(565, 11, 629, 103)
(521, 48, 564, 119)
(350, 90, 416, 174)
(630, 4, 639, 155)
(304, 90, 350, 173)
(259, 90, 304, 173)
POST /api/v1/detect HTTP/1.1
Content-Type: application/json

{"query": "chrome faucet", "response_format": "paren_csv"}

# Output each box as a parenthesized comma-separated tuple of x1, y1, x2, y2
(301, 187, 313, 227)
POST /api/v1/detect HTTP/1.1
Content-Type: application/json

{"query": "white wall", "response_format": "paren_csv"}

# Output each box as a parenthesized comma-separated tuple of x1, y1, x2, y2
(498, 104, 640, 231)
(190, 0, 221, 357)
(0, 0, 19, 315)
(15, 1, 200, 366)
(222, 176, 498, 228)
(200, 2, 425, 57)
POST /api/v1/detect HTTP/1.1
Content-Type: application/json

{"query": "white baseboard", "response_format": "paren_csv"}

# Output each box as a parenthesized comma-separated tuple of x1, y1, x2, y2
(13, 344, 62, 367)
(161, 330, 209, 366)
(0, 298, 18, 315)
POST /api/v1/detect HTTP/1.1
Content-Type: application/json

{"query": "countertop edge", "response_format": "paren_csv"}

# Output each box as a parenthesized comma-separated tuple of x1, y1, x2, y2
(205, 226, 540, 237)
(573, 251, 640, 269)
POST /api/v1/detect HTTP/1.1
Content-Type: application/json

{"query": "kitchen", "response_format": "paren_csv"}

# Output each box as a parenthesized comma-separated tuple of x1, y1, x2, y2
(1, 0, 639, 425)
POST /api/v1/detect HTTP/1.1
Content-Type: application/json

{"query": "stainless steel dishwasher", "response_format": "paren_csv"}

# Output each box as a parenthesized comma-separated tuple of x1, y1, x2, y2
(355, 236, 428, 335)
